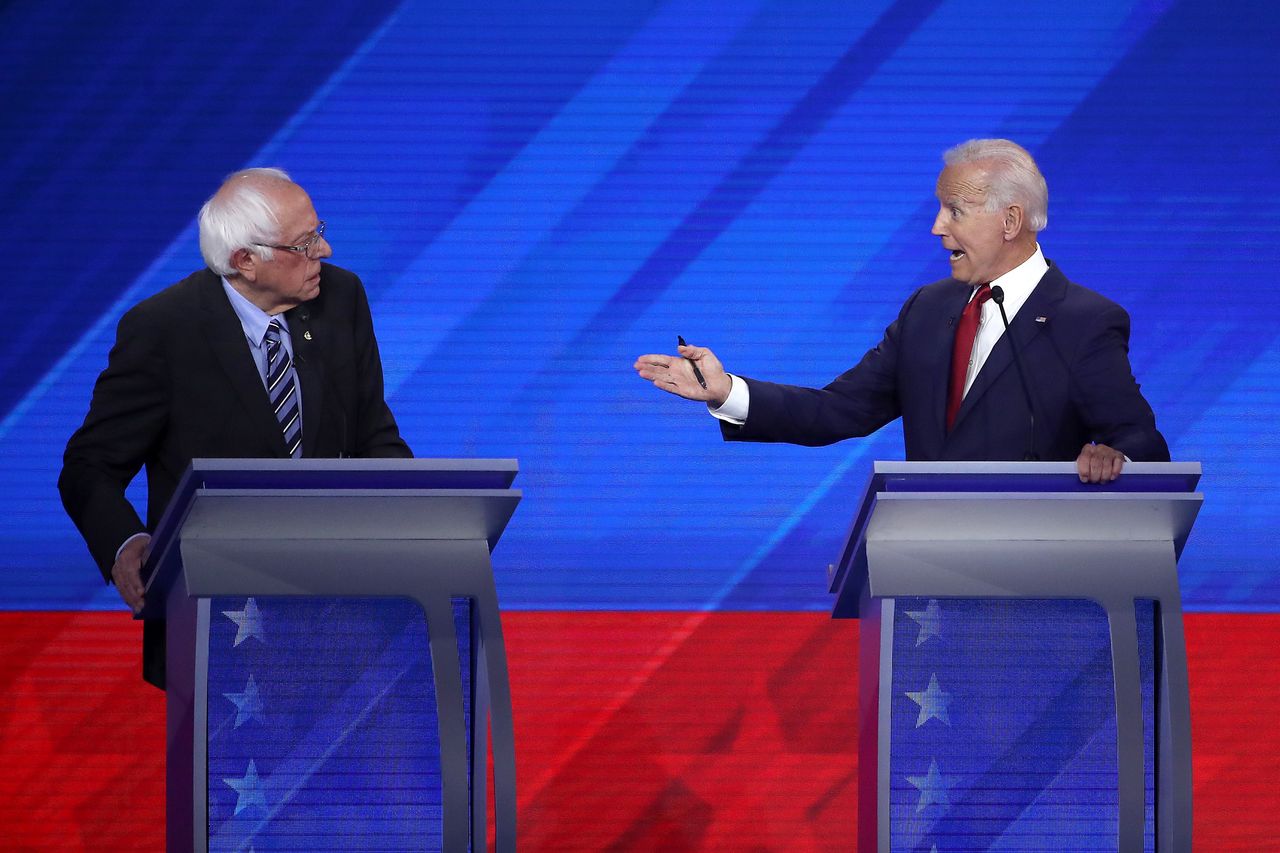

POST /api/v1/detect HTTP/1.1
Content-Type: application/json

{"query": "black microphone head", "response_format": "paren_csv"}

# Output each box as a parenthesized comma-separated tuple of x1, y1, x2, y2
(989, 285, 1005, 304)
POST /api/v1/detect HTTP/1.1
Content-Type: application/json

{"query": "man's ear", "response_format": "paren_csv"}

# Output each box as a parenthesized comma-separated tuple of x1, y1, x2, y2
(230, 247, 258, 281)
(1003, 204, 1025, 241)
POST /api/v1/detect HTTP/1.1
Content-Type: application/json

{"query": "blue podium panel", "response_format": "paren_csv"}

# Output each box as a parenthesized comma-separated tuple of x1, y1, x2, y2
(204, 597, 472, 852)
(887, 598, 1156, 852)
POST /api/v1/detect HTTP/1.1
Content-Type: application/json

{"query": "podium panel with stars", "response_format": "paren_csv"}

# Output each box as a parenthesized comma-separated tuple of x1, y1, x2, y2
(888, 597, 1156, 851)
(140, 459, 522, 853)
(831, 462, 1201, 853)
(207, 596, 470, 851)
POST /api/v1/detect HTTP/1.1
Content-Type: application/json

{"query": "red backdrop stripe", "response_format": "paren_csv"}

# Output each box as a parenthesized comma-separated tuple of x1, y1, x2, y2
(0, 611, 1274, 850)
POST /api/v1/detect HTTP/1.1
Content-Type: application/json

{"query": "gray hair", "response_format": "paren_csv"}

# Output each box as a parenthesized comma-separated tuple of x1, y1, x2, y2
(198, 167, 295, 275)
(943, 139, 1048, 232)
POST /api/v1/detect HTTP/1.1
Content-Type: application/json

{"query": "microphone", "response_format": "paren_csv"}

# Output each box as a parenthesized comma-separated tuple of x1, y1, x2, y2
(990, 285, 1038, 461)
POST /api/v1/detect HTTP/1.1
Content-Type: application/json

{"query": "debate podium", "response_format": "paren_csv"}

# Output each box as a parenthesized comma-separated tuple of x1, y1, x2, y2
(140, 459, 521, 853)
(831, 461, 1201, 852)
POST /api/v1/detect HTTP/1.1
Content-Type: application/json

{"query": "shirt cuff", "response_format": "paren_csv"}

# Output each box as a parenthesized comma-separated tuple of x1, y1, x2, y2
(709, 374, 749, 424)
(114, 532, 152, 564)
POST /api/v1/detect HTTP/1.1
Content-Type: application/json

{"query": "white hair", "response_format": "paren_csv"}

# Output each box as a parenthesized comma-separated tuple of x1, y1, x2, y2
(198, 167, 296, 275)
(943, 139, 1048, 232)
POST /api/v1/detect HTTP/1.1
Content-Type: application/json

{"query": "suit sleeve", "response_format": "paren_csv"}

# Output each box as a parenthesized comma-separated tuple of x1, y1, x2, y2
(1068, 302, 1170, 462)
(350, 277, 413, 459)
(720, 290, 917, 446)
(58, 306, 169, 578)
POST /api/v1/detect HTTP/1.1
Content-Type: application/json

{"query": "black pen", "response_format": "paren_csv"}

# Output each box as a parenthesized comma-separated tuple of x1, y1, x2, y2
(677, 335, 708, 390)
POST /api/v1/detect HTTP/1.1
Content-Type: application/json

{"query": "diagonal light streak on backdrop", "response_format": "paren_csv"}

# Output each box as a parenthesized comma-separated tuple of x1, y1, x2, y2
(490, 0, 1171, 422)
(0, 3, 411, 449)
(376, 0, 768, 397)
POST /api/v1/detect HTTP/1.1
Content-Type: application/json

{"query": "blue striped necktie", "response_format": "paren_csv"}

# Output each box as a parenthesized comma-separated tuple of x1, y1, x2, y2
(264, 319, 302, 458)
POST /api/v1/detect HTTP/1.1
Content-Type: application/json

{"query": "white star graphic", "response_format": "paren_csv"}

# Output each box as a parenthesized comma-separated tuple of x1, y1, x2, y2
(906, 759, 952, 812)
(223, 759, 268, 816)
(906, 673, 952, 728)
(221, 598, 265, 647)
(904, 599, 943, 646)
(223, 674, 265, 728)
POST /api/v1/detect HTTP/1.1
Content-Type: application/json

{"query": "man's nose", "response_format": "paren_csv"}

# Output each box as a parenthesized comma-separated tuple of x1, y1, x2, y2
(930, 211, 947, 236)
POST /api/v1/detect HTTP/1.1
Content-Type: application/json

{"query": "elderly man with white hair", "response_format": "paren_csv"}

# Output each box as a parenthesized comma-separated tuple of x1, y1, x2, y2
(60, 168, 412, 687)
(636, 138, 1168, 480)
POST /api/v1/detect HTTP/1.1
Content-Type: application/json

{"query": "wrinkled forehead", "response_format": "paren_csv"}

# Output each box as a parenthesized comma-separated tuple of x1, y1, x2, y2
(935, 163, 991, 204)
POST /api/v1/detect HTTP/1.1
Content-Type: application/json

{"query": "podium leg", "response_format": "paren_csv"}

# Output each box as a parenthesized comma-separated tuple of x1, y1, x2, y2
(166, 589, 209, 853)
(425, 595, 470, 852)
(1157, 598, 1193, 852)
(857, 593, 892, 853)
(470, 601, 490, 848)
(477, 591, 518, 852)
(1104, 598, 1146, 853)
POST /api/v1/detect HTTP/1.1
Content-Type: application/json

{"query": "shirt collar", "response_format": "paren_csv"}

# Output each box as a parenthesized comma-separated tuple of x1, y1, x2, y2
(221, 278, 289, 347)
(987, 244, 1048, 303)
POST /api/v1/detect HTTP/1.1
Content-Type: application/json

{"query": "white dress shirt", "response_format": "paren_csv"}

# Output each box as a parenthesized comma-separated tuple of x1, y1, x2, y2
(961, 244, 1046, 396)
(221, 278, 303, 419)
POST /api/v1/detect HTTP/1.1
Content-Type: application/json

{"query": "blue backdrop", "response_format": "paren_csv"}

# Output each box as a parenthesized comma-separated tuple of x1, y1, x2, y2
(2, 0, 1277, 613)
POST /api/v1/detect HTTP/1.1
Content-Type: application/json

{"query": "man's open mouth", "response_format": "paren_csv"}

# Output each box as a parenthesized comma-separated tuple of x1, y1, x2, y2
(950, 249, 965, 260)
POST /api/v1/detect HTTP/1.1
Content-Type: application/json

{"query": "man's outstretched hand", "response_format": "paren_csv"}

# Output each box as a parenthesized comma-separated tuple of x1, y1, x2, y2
(634, 342, 733, 408)
(1076, 442, 1125, 483)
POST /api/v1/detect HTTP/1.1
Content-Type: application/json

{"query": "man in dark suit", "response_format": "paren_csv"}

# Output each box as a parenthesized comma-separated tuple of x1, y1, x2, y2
(60, 168, 412, 687)
(634, 139, 1168, 480)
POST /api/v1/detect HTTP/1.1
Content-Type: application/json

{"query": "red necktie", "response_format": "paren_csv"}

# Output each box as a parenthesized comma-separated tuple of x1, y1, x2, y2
(946, 284, 992, 431)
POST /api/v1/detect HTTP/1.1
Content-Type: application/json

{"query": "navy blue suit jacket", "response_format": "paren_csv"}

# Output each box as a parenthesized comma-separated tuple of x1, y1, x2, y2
(723, 263, 1169, 462)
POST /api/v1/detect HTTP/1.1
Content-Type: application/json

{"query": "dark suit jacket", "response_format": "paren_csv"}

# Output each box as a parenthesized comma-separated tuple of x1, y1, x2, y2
(59, 264, 412, 686)
(724, 263, 1169, 462)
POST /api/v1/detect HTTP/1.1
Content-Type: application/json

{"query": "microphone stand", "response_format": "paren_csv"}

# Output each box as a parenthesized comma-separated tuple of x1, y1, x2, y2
(990, 286, 1038, 461)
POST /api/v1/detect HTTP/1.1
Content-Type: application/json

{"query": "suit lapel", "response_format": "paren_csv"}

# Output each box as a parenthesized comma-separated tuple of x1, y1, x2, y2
(199, 274, 289, 457)
(286, 304, 325, 458)
(950, 264, 1067, 432)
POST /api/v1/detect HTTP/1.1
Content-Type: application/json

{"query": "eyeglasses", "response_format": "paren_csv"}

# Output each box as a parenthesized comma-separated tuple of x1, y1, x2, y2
(255, 221, 327, 259)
